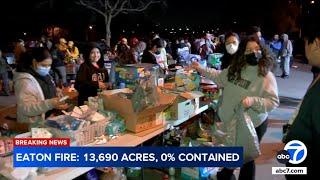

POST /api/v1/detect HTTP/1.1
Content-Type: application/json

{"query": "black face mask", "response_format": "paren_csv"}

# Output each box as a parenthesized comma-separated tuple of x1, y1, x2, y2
(155, 50, 161, 55)
(245, 52, 261, 66)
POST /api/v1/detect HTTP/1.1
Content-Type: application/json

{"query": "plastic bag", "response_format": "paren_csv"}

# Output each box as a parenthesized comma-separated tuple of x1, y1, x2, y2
(212, 104, 260, 163)
(235, 106, 261, 162)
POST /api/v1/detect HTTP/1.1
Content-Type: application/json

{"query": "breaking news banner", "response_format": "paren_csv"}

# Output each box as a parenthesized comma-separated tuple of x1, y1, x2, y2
(13, 138, 243, 168)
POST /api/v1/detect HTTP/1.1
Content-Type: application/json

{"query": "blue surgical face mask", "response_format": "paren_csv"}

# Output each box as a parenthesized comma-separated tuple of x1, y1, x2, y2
(36, 66, 51, 76)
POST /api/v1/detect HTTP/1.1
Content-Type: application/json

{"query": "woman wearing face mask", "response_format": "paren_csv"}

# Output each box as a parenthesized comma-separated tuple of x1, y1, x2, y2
(75, 44, 109, 105)
(221, 32, 240, 69)
(283, 23, 320, 180)
(14, 47, 68, 125)
(191, 35, 279, 180)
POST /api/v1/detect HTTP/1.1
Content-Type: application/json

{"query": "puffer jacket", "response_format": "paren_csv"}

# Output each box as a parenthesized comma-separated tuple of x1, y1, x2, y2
(13, 72, 55, 124)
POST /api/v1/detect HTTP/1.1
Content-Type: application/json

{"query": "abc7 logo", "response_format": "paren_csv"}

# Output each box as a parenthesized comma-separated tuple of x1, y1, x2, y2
(276, 140, 307, 164)
(276, 150, 290, 164)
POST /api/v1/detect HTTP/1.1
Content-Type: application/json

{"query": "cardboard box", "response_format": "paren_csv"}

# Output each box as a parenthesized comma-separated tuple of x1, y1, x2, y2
(170, 91, 204, 120)
(103, 89, 176, 133)
(114, 63, 160, 88)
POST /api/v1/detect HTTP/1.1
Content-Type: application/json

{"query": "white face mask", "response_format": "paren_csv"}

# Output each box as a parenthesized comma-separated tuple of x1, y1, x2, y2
(36, 66, 51, 76)
(305, 39, 320, 67)
(225, 44, 238, 55)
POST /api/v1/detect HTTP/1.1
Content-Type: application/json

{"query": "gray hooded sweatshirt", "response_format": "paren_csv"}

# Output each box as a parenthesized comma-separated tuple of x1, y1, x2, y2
(198, 66, 279, 127)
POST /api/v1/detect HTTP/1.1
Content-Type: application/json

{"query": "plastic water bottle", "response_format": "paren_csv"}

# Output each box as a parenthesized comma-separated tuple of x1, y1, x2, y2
(97, 89, 104, 111)
(119, 82, 126, 89)
(169, 167, 175, 180)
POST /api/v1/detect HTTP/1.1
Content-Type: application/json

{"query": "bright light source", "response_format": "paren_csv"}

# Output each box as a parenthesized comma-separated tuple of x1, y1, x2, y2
(172, 28, 174, 31)
(123, 30, 125, 33)
(311, 0, 315, 4)
(233, 21, 237, 24)
(89, 25, 93, 30)
(165, 28, 167, 31)
(179, 28, 182, 31)
(186, 28, 189, 31)
(23, 32, 27, 36)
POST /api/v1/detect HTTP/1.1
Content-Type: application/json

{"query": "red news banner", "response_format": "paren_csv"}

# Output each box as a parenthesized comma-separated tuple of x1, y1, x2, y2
(14, 138, 70, 147)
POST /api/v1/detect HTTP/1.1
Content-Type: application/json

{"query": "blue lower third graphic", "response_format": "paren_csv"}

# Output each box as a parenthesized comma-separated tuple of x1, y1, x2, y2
(14, 147, 243, 167)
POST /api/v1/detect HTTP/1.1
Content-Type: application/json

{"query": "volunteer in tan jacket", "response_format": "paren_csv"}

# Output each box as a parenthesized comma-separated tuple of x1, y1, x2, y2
(14, 47, 68, 125)
(191, 35, 279, 180)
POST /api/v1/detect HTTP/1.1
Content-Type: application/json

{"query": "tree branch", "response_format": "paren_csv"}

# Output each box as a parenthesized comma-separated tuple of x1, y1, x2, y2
(122, 0, 160, 12)
(111, 0, 128, 17)
(105, 0, 111, 9)
(77, 0, 106, 18)
(98, 0, 104, 7)
(111, 0, 122, 12)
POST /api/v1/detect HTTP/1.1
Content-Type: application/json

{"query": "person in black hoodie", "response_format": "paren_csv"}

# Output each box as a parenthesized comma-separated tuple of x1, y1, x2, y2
(75, 43, 109, 105)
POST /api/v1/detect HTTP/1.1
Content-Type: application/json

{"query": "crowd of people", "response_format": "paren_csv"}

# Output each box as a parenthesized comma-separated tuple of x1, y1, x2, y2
(1, 22, 320, 179)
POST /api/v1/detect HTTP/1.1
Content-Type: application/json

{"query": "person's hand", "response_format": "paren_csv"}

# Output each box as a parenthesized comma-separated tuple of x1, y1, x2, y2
(105, 82, 113, 90)
(55, 103, 69, 110)
(98, 81, 107, 90)
(191, 61, 201, 70)
(56, 88, 64, 98)
(49, 97, 69, 109)
(242, 97, 254, 108)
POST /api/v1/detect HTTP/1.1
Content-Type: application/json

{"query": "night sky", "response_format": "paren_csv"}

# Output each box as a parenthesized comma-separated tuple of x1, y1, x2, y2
(0, 0, 318, 47)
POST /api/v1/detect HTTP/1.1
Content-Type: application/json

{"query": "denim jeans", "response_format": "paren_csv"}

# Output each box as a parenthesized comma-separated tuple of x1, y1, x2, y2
(281, 56, 291, 76)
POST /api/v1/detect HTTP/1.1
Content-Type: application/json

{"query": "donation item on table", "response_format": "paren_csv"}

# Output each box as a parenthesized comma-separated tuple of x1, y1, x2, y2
(175, 69, 200, 92)
(114, 63, 160, 89)
(38, 105, 111, 145)
(103, 87, 176, 133)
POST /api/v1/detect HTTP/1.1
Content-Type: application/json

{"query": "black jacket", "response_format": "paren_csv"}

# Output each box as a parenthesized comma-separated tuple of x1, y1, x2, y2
(284, 78, 320, 177)
(75, 62, 109, 105)
(141, 50, 157, 64)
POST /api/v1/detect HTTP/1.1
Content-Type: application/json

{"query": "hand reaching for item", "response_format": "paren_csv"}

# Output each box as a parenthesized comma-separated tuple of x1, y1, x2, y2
(50, 97, 69, 110)
(242, 97, 254, 108)
(98, 81, 107, 90)
(191, 61, 200, 70)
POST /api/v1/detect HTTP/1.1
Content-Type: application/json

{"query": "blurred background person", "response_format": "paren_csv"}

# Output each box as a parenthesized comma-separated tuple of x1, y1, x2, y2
(14, 39, 26, 65)
(280, 33, 293, 78)
(220, 32, 240, 69)
(0, 49, 10, 96)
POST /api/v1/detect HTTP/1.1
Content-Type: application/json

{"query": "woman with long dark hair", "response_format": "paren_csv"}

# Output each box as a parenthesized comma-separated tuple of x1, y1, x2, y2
(14, 47, 68, 125)
(191, 35, 279, 180)
(75, 43, 109, 105)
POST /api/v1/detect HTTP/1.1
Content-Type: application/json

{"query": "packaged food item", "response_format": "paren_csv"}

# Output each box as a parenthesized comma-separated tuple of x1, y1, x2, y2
(0, 139, 6, 156)
(105, 116, 126, 137)
(175, 70, 200, 92)
(31, 128, 53, 138)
